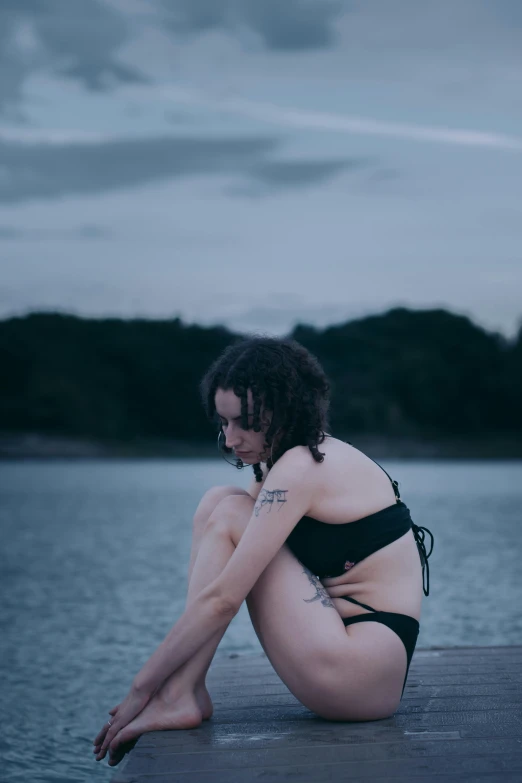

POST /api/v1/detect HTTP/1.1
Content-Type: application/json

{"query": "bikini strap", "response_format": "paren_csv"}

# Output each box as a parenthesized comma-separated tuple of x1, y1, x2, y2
(346, 442, 401, 502)
(341, 595, 377, 613)
(346, 440, 434, 597)
(411, 523, 434, 597)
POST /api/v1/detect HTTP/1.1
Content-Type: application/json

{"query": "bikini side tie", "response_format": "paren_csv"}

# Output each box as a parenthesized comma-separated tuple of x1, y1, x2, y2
(411, 523, 434, 596)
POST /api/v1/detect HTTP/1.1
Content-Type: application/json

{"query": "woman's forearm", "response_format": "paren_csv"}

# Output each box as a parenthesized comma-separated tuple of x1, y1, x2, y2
(132, 588, 236, 696)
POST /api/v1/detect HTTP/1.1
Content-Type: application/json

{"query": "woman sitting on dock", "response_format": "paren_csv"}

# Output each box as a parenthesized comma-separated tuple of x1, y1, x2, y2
(94, 336, 433, 767)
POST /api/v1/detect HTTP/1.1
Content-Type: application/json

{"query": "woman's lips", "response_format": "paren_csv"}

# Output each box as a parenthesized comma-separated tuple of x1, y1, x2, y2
(235, 450, 251, 456)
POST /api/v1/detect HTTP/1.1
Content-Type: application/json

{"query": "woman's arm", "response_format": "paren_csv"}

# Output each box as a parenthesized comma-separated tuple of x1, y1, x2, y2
(135, 448, 314, 693)
(247, 463, 267, 500)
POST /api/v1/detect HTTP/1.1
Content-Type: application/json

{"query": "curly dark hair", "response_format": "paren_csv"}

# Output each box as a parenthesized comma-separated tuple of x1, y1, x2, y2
(199, 335, 331, 481)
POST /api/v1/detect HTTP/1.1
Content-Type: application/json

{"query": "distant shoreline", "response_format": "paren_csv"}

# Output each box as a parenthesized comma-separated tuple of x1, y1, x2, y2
(1, 433, 521, 459)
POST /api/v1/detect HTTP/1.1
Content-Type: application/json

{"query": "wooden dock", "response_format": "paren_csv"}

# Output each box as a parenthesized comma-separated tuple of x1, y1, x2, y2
(112, 646, 522, 782)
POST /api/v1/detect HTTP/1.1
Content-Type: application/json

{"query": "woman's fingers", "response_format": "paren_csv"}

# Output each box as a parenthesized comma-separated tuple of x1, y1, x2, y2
(93, 706, 120, 751)
(95, 689, 150, 760)
(96, 742, 109, 761)
(95, 733, 112, 758)
(107, 728, 129, 766)
(93, 722, 110, 747)
(99, 714, 127, 757)
(94, 715, 120, 759)
(98, 725, 118, 759)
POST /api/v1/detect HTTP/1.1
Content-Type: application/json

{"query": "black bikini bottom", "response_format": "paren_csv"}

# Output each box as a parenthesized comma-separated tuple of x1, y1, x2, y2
(341, 596, 419, 696)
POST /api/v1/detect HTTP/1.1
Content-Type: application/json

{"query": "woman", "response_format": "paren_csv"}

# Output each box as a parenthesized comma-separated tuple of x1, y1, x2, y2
(93, 336, 433, 767)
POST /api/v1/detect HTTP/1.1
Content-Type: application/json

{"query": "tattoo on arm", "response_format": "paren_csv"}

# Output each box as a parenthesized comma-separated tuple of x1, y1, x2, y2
(254, 488, 288, 517)
(302, 566, 335, 608)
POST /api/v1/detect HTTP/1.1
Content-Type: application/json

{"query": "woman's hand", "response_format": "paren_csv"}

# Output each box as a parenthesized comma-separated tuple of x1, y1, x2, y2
(93, 685, 151, 762)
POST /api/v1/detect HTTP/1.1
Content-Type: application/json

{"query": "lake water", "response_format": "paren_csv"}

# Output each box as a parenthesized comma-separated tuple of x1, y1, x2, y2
(1, 458, 521, 782)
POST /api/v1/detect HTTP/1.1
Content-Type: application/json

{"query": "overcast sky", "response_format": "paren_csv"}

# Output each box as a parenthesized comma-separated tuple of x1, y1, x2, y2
(1, 0, 521, 337)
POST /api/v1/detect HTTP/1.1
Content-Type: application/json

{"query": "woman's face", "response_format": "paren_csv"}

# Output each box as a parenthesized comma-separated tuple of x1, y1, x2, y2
(215, 387, 273, 464)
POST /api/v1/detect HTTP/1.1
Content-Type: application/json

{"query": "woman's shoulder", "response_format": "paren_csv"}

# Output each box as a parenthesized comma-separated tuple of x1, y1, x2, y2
(280, 438, 373, 486)
(281, 436, 339, 461)
(266, 437, 349, 480)
(278, 444, 316, 467)
(277, 439, 337, 473)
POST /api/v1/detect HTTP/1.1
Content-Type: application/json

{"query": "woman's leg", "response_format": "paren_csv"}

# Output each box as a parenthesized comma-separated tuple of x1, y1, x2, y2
(245, 545, 407, 721)
(105, 488, 251, 764)
(181, 486, 251, 695)
(150, 485, 250, 712)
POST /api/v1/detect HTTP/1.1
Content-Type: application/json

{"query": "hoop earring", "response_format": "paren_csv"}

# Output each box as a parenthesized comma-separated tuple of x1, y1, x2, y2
(217, 430, 224, 451)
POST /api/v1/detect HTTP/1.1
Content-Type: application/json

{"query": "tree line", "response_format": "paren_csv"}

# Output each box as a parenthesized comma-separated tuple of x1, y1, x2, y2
(0, 307, 520, 446)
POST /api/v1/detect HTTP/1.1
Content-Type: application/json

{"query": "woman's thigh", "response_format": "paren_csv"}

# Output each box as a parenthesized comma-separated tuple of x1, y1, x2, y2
(246, 545, 407, 720)
(212, 496, 408, 721)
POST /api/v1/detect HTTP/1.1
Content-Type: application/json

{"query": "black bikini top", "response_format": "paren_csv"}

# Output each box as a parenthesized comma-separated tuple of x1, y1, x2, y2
(285, 452, 434, 594)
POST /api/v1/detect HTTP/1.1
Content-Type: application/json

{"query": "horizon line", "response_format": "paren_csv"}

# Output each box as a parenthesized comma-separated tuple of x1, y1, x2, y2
(0, 304, 518, 339)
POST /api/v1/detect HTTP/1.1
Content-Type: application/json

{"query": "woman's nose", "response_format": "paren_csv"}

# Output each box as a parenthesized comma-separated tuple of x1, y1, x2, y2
(225, 434, 242, 448)
(224, 424, 242, 448)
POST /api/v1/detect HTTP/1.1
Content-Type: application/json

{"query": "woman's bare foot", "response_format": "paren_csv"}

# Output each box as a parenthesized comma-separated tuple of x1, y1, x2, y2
(102, 683, 214, 766)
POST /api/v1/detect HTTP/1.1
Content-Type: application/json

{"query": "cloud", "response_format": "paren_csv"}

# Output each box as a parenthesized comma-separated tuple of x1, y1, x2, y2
(165, 88, 522, 152)
(76, 224, 113, 239)
(0, 134, 279, 203)
(159, 0, 344, 50)
(0, 127, 111, 144)
(0, 132, 368, 203)
(0, 224, 113, 240)
(0, 0, 145, 115)
(245, 158, 368, 192)
(230, 157, 369, 197)
(0, 0, 344, 116)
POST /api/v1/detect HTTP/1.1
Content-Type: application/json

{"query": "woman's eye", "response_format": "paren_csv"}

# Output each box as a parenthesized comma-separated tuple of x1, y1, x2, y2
(219, 417, 253, 429)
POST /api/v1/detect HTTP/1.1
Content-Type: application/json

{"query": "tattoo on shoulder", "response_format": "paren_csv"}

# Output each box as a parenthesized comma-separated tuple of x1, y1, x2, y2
(254, 488, 288, 517)
(302, 567, 335, 608)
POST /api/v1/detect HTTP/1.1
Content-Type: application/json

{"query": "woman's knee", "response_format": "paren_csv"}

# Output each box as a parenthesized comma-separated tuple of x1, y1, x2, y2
(193, 485, 249, 531)
(204, 494, 255, 544)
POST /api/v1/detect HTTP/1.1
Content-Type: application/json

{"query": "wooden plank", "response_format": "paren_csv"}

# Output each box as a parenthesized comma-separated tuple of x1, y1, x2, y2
(135, 725, 462, 752)
(207, 687, 521, 708)
(111, 775, 522, 783)
(114, 753, 522, 782)
(128, 733, 522, 774)
(206, 694, 522, 716)
(134, 720, 522, 751)
(123, 739, 521, 775)
(119, 703, 520, 725)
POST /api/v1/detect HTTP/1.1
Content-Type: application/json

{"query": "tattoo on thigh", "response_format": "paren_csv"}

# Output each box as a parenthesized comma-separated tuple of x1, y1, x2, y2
(302, 567, 334, 608)
(254, 488, 288, 517)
